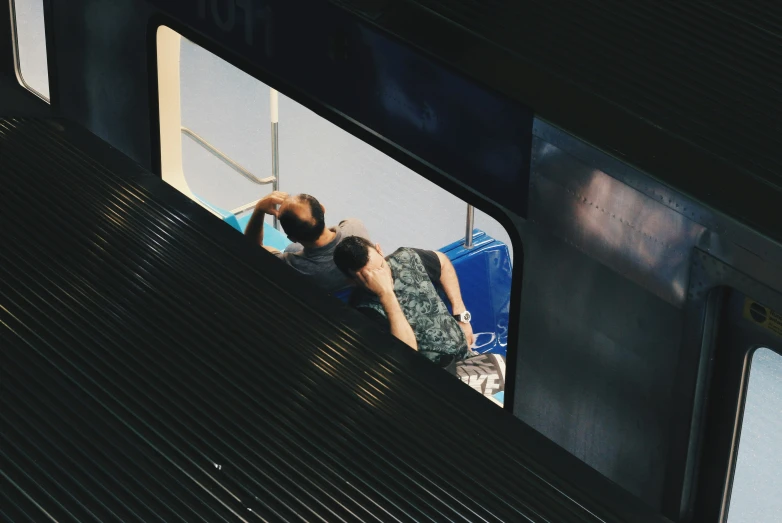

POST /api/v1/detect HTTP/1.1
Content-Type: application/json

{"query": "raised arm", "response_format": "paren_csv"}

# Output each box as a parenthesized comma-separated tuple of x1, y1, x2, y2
(244, 191, 288, 250)
(435, 251, 474, 347)
(358, 265, 418, 351)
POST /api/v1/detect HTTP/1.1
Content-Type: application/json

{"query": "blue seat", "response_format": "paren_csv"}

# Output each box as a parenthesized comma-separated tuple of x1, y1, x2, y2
(234, 214, 291, 252)
(191, 194, 292, 252)
(332, 287, 354, 304)
(193, 197, 510, 352)
(439, 229, 512, 357)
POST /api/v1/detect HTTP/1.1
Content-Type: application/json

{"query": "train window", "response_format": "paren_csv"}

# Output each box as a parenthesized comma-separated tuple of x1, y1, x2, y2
(167, 33, 512, 253)
(9, 0, 50, 101)
(727, 347, 782, 522)
(156, 26, 515, 406)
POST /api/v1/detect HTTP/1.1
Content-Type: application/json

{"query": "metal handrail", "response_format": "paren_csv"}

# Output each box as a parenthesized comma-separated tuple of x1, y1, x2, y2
(231, 199, 260, 218)
(181, 127, 275, 186)
(182, 122, 471, 241)
(465, 204, 475, 249)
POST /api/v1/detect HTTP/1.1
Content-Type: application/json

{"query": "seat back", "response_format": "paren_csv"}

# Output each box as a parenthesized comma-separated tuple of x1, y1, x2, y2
(439, 229, 512, 356)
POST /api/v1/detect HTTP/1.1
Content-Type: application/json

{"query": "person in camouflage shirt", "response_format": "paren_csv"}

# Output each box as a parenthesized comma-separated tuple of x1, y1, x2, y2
(334, 236, 474, 371)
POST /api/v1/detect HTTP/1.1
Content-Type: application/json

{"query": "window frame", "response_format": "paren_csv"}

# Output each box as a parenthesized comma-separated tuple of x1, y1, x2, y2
(8, 0, 51, 102)
(723, 344, 782, 522)
(695, 288, 782, 523)
(150, 20, 524, 410)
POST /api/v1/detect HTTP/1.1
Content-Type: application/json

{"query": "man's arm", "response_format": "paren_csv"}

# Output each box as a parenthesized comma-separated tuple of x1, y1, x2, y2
(435, 251, 474, 347)
(379, 292, 418, 351)
(358, 266, 418, 351)
(244, 191, 288, 247)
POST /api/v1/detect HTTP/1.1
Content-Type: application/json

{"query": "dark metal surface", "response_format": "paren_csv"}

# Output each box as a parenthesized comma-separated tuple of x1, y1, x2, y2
(518, 123, 782, 519)
(340, 0, 782, 248)
(514, 226, 684, 510)
(0, 117, 668, 522)
(533, 120, 782, 287)
(406, 0, 782, 187)
(519, 122, 782, 521)
(46, 1, 155, 166)
(517, 133, 706, 511)
(529, 136, 706, 308)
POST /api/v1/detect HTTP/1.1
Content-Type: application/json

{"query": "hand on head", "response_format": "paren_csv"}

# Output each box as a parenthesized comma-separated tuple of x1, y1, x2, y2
(257, 191, 289, 217)
(357, 261, 394, 298)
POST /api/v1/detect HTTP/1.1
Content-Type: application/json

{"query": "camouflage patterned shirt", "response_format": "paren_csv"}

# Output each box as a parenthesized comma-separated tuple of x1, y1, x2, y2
(353, 248, 469, 365)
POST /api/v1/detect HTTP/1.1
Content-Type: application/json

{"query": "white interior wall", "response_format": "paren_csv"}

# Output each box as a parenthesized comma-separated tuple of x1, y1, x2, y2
(179, 39, 512, 256)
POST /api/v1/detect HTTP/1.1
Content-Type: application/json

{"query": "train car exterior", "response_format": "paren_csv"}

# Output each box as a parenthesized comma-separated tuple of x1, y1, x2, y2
(2, 1, 781, 522)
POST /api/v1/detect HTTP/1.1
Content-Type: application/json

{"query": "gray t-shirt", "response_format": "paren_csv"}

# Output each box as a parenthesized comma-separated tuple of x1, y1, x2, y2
(275, 218, 370, 294)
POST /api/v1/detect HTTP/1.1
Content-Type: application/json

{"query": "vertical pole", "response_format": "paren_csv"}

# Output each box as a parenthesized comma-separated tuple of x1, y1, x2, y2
(270, 88, 280, 230)
(465, 203, 475, 249)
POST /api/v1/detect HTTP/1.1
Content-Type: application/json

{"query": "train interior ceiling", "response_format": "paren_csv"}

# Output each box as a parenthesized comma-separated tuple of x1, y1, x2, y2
(2, 1, 781, 522)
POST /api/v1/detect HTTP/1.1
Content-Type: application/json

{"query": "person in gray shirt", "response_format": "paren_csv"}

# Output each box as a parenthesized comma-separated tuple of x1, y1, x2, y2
(245, 191, 371, 294)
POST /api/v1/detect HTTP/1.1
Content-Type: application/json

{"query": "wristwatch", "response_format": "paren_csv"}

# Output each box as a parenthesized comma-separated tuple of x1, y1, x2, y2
(453, 311, 471, 323)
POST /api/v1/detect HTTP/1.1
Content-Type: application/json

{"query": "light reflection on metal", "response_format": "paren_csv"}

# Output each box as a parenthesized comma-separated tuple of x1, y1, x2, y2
(530, 137, 705, 307)
(309, 349, 398, 411)
(534, 119, 782, 294)
(311, 356, 383, 409)
(355, 385, 382, 408)
(312, 360, 338, 378)
(465, 204, 475, 249)
(180, 127, 275, 186)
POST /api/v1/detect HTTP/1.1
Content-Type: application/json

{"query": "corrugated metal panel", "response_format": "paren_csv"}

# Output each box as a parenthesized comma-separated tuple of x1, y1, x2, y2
(399, 0, 782, 191)
(0, 118, 643, 522)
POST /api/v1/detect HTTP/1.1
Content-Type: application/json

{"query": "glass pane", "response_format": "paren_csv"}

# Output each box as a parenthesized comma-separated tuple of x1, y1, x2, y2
(278, 93, 512, 255)
(12, 0, 50, 100)
(173, 30, 515, 406)
(178, 36, 512, 256)
(728, 347, 782, 522)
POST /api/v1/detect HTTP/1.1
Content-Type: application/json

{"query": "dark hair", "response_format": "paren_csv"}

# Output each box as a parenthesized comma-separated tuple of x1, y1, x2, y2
(279, 194, 325, 244)
(334, 236, 375, 276)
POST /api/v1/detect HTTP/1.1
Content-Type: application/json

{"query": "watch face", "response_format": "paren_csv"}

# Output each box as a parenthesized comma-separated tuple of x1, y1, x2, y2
(462, 311, 471, 322)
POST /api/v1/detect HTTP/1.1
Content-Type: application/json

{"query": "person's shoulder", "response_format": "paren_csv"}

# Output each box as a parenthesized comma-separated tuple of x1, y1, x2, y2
(276, 243, 303, 264)
(338, 217, 363, 226)
(405, 247, 439, 264)
(284, 242, 304, 254)
(393, 246, 429, 258)
(399, 248, 439, 279)
(337, 217, 365, 230)
(384, 247, 416, 266)
(337, 218, 370, 239)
